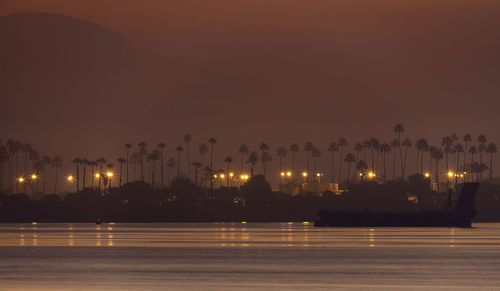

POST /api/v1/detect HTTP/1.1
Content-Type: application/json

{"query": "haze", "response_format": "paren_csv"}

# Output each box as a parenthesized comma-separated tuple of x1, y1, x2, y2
(1, 0, 499, 175)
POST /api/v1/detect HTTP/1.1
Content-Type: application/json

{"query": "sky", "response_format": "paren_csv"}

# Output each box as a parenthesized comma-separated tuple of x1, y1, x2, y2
(0, 0, 499, 182)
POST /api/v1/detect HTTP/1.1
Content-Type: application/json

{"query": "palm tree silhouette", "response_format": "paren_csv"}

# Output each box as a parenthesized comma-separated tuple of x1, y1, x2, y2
(391, 139, 399, 181)
(368, 137, 379, 170)
(415, 138, 428, 175)
(259, 143, 270, 177)
(478, 134, 487, 182)
(166, 158, 176, 185)
(72, 158, 81, 192)
(354, 143, 363, 161)
(97, 157, 107, 191)
(441, 136, 453, 171)
(117, 158, 126, 187)
(454, 143, 464, 171)
(276, 146, 287, 187)
(356, 160, 368, 182)
(124, 144, 132, 183)
(432, 148, 443, 191)
(337, 138, 347, 184)
(158, 143, 166, 188)
(90, 160, 98, 189)
(81, 159, 89, 189)
(394, 123, 405, 180)
(344, 153, 355, 186)
(304, 142, 314, 173)
(487, 142, 497, 183)
(224, 156, 233, 187)
(402, 138, 412, 181)
(380, 143, 390, 183)
(463, 134, 472, 175)
(199, 143, 208, 173)
(51, 156, 63, 193)
(175, 146, 184, 178)
(289, 143, 300, 173)
(427, 146, 436, 183)
(238, 144, 249, 172)
(328, 142, 339, 183)
(184, 134, 192, 179)
(192, 162, 202, 186)
(312, 148, 321, 174)
(247, 151, 258, 177)
(138, 142, 147, 182)
(208, 138, 217, 195)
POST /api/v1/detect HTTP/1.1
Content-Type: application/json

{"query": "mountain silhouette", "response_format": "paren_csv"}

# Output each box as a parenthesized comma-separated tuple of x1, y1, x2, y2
(0, 12, 250, 136)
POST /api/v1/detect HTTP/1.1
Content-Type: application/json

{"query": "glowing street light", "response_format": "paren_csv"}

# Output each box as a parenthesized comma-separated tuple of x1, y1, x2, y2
(31, 174, 38, 180)
(95, 173, 100, 179)
(17, 177, 25, 183)
(220, 173, 225, 179)
(286, 171, 292, 177)
(213, 174, 218, 179)
(280, 172, 285, 177)
(106, 172, 113, 178)
(447, 171, 454, 178)
(367, 171, 375, 178)
(229, 172, 234, 177)
(424, 172, 430, 178)
(67, 175, 74, 182)
(302, 172, 308, 177)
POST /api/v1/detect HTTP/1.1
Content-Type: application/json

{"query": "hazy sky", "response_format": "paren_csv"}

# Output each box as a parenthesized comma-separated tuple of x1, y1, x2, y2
(1, 0, 499, 180)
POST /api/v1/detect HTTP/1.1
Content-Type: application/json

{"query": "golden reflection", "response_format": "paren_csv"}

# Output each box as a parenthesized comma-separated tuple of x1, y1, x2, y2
(19, 234, 25, 246)
(107, 233, 113, 246)
(33, 233, 38, 246)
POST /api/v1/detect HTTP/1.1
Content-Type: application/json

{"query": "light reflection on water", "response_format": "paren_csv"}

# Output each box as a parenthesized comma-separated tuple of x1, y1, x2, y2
(1, 223, 500, 290)
(1, 222, 500, 248)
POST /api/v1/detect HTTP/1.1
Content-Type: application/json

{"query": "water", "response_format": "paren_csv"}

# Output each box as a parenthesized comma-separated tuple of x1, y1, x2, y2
(1, 222, 500, 290)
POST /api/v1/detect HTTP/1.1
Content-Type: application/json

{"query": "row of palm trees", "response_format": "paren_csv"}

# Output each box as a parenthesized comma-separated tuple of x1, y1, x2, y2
(1, 124, 497, 194)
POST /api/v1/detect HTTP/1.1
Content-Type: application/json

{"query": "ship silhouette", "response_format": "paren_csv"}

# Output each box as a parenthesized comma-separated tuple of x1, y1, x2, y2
(315, 183, 479, 228)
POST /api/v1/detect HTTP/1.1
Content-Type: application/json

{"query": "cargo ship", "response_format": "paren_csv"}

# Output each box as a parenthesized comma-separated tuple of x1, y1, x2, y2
(314, 183, 479, 228)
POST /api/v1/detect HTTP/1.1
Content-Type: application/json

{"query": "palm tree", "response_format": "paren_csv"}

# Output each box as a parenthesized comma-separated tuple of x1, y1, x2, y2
(432, 148, 443, 192)
(72, 158, 81, 192)
(117, 158, 126, 187)
(184, 134, 192, 178)
(356, 160, 368, 182)
(328, 142, 339, 183)
(166, 158, 176, 185)
(208, 138, 217, 195)
(362, 140, 371, 162)
(90, 160, 98, 189)
(380, 143, 390, 183)
(427, 146, 437, 183)
(441, 136, 453, 170)
(337, 138, 347, 183)
(130, 153, 139, 182)
(192, 162, 202, 186)
(354, 143, 363, 161)
(402, 138, 412, 180)
(390, 139, 399, 181)
(52, 156, 63, 193)
(289, 143, 300, 173)
(175, 146, 184, 178)
(247, 151, 258, 177)
(138, 142, 147, 182)
(158, 143, 166, 188)
(304, 142, 314, 173)
(394, 123, 405, 178)
(238, 144, 249, 172)
(487, 142, 497, 183)
(478, 135, 487, 182)
(344, 153, 355, 186)
(368, 137, 379, 170)
(124, 144, 132, 183)
(276, 146, 287, 186)
(415, 138, 428, 175)
(224, 156, 233, 187)
(97, 157, 107, 191)
(21, 142, 32, 177)
(312, 148, 321, 174)
(259, 143, 270, 177)
(463, 134, 472, 172)
(29, 150, 39, 174)
(0, 145, 8, 191)
(149, 149, 160, 186)
(199, 143, 208, 172)
(454, 143, 464, 171)
(82, 159, 89, 189)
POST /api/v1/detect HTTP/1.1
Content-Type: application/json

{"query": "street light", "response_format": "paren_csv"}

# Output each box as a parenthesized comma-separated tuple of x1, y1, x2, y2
(31, 174, 38, 180)
(95, 173, 100, 179)
(286, 171, 292, 177)
(368, 171, 375, 178)
(106, 172, 113, 178)
(67, 175, 74, 182)
(220, 173, 225, 179)
(17, 177, 25, 183)
(280, 172, 285, 177)
(424, 172, 430, 178)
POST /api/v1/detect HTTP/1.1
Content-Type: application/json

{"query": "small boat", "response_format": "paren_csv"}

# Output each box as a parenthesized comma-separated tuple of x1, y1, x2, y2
(314, 183, 479, 228)
(96, 219, 102, 225)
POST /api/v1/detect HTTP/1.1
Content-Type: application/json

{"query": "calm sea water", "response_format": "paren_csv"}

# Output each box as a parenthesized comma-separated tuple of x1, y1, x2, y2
(1, 222, 500, 290)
